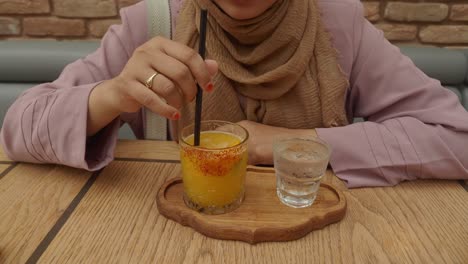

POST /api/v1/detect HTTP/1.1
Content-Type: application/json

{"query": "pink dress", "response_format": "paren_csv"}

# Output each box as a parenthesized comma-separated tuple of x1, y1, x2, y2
(2, 0, 468, 188)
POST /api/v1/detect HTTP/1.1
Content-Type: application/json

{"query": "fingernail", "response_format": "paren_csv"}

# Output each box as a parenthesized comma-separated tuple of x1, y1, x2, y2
(206, 82, 214, 92)
(171, 112, 180, 120)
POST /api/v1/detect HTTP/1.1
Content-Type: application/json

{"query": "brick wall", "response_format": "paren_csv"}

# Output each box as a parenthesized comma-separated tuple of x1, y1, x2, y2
(0, 0, 467, 47)
(363, 0, 468, 46)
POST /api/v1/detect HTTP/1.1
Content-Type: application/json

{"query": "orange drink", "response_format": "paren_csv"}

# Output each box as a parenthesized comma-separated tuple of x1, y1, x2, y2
(180, 121, 248, 215)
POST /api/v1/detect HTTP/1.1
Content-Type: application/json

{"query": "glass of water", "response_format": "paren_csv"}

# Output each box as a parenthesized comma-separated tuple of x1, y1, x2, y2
(273, 137, 331, 208)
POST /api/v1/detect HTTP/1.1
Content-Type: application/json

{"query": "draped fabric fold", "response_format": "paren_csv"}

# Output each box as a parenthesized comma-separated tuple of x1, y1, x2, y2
(172, 0, 349, 139)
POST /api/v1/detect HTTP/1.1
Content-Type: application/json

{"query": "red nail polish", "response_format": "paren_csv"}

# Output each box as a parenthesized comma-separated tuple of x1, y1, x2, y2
(206, 82, 214, 92)
(172, 112, 180, 120)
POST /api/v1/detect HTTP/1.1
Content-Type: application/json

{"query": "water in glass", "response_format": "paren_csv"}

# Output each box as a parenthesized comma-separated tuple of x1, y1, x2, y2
(273, 138, 330, 208)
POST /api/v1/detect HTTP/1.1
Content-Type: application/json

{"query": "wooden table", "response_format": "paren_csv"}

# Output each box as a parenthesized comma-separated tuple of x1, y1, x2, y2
(1, 140, 467, 263)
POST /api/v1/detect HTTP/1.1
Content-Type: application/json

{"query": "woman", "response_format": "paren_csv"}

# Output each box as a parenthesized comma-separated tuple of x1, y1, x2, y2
(1, 0, 468, 188)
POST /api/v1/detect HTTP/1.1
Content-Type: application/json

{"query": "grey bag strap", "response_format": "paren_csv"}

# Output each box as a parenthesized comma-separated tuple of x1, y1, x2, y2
(144, 0, 171, 140)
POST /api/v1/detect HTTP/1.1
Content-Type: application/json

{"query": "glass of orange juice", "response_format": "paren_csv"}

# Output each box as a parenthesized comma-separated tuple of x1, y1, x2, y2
(179, 120, 248, 215)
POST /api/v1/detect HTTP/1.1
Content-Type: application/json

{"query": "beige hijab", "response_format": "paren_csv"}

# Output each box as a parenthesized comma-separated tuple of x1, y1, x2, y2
(173, 0, 349, 136)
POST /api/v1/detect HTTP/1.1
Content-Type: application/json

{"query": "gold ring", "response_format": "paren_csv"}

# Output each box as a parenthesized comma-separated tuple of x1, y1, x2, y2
(145, 72, 159, 89)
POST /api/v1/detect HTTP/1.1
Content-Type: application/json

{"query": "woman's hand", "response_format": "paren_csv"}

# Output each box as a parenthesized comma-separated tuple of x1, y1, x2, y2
(88, 36, 218, 136)
(111, 36, 218, 118)
(237, 120, 317, 165)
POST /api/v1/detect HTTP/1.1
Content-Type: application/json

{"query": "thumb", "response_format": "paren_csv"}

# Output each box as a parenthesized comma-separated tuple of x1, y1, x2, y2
(205, 59, 218, 77)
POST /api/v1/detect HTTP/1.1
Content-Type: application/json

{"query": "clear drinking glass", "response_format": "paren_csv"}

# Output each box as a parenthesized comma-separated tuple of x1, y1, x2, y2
(273, 137, 331, 208)
(179, 120, 249, 215)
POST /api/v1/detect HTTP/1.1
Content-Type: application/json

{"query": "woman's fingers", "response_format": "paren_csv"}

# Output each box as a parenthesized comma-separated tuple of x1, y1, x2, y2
(151, 73, 184, 110)
(115, 36, 219, 117)
(132, 57, 184, 110)
(149, 52, 199, 102)
(151, 37, 216, 91)
(126, 80, 180, 120)
(205, 59, 218, 77)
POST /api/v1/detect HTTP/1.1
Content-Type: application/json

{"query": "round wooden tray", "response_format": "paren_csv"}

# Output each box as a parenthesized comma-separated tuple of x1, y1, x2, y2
(156, 167, 346, 244)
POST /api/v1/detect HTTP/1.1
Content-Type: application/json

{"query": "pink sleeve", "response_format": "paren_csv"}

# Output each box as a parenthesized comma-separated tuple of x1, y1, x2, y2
(316, 3, 468, 188)
(0, 2, 148, 170)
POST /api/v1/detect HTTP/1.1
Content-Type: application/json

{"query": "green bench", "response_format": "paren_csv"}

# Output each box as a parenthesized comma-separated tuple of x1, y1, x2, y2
(1, 40, 467, 139)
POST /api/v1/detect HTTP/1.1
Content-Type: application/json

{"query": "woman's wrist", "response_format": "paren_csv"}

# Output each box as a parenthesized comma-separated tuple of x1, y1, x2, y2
(288, 128, 318, 138)
(87, 79, 124, 136)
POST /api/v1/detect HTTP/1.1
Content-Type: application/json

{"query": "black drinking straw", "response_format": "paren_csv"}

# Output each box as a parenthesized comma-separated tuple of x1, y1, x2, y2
(194, 9, 208, 146)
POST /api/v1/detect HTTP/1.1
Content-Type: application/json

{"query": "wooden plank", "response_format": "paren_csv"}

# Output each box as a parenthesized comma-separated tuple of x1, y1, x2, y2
(336, 180, 467, 263)
(0, 164, 92, 264)
(146, 182, 468, 264)
(0, 144, 12, 162)
(39, 161, 180, 263)
(114, 140, 180, 161)
(0, 140, 179, 162)
(323, 174, 467, 263)
(0, 164, 11, 176)
(38, 161, 468, 263)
